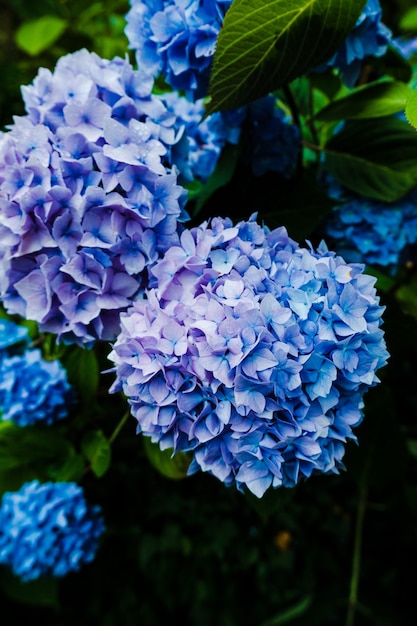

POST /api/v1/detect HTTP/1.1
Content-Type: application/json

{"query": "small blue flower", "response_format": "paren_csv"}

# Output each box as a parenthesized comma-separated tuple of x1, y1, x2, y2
(0, 349, 73, 427)
(0, 480, 105, 581)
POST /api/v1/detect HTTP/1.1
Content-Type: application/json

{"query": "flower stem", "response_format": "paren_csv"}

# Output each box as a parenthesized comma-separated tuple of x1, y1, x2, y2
(109, 409, 131, 445)
(346, 483, 368, 626)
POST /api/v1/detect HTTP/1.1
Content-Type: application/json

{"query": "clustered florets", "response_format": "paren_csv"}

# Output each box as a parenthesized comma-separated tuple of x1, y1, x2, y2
(316, 0, 392, 86)
(108, 215, 389, 497)
(0, 480, 105, 581)
(125, 0, 233, 99)
(0, 49, 187, 347)
(322, 178, 417, 273)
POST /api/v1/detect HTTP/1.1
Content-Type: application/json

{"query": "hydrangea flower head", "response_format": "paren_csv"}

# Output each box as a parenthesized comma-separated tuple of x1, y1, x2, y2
(322, 178, 417, 273)
(0, 348, 73, 427)
(125, 0, 233, 98)
(316, 0, 392, 86)
(0, 480, 105, 581)
(0, 49, 188, 346)
(108, 215, 389, 497)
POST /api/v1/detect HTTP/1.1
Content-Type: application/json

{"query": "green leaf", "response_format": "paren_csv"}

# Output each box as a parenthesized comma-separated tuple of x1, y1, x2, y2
(15, 16, 67, 56)
(323, 118, 417, 202)
(81, 429, 111, 477)
(0, 569, 59, 609)
(399, 7, 417, 32)
(62, 345, 99, 406)
(370, 44, 413, 84)
(260, 595, 313, 625)
(405, 89, 417, 131)
(143, 437, 191, 480)
(206, 0, 366, 114)
(395, 275, 417, 320)
(315, 80, 411, 121)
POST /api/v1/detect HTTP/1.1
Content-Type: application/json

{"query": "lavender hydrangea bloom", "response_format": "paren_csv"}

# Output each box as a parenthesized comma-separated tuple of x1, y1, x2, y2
(0, 348, 73, 427)
(0, 480, 105, 581)
(0, 318, 29, 351)
(108, 215, 389, 498)
(244, 96, 300, 178)
(125, 0, 233, 98)
(315, 0, 392, 87)
(0, 49, 188, 346)
(160, 91, 243, 183)
(322, 178, 417, 273)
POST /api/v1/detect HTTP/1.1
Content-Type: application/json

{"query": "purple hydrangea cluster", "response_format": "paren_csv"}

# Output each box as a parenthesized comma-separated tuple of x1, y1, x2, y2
(160, 91, 243, 183)
(0, 49, 188, 346)
(108, 215, 389, 497)
(322, 179, 417, 273)
(125, 0, 233, 98)
(316, 0, 392, 86)
(0, 480, 105, 581)
(0, 348, 73, 427)
(244, 96, 300, 178)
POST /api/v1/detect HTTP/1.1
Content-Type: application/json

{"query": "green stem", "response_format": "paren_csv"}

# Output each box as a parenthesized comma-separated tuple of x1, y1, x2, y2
(346, 484, 368, 626)
(109, 409, 131, 445)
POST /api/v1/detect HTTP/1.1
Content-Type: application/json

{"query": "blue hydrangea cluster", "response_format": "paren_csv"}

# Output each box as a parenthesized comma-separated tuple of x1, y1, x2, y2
(0, 318, 29, 351)
(160, 91, 242, 184)
(0, 49, 187, 347)
(316, 0, 392, 86)
(125, 0, 233, 98)
(244, 96, 300, 178)
(0, 348, 73, 427)
(322, 179, 417, 273)
(108, 215, 389, 497)
(0, 480, 105, 581)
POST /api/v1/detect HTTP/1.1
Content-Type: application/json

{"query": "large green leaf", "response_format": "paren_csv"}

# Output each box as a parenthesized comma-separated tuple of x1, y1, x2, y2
(323, 118, 417, 201)
(206, 0, 366, 114)
(315, 80, 411, 121)
(15, 16, 67, 56)
(405, 88, 417, 131)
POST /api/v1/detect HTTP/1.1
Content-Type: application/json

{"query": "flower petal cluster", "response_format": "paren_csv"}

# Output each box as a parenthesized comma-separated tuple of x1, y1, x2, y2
(0, 348, 73, 427)
(0, 318, 29, 351)
(0, 49, 187, 346)
(0, 480, 105, 581)
(125, 0, 233, 98)
(243, 96, 301, 178)
(108, 215, 389, 497)
(322, 179, 417, 273)
(316, 0, 392, 86)
(160, 91, 242, 184)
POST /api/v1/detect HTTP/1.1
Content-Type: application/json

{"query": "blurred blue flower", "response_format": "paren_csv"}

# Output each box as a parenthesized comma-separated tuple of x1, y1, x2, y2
(108, 215, 389, 498)
(125, 0, 233, 98)
(315, 0, 392, 86)
(244, 96, 300, 178)
(0, 349, 73, 427)
(0, 318, 29, 351)
(322, 178, 417, 273)
(0, 49, 188, 346)
(0, 480, 105, 581)
(160, 91, 243, 184)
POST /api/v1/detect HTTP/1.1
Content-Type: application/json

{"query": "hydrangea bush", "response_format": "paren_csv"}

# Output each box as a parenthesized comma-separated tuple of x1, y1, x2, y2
(2, 0, 417, 623)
